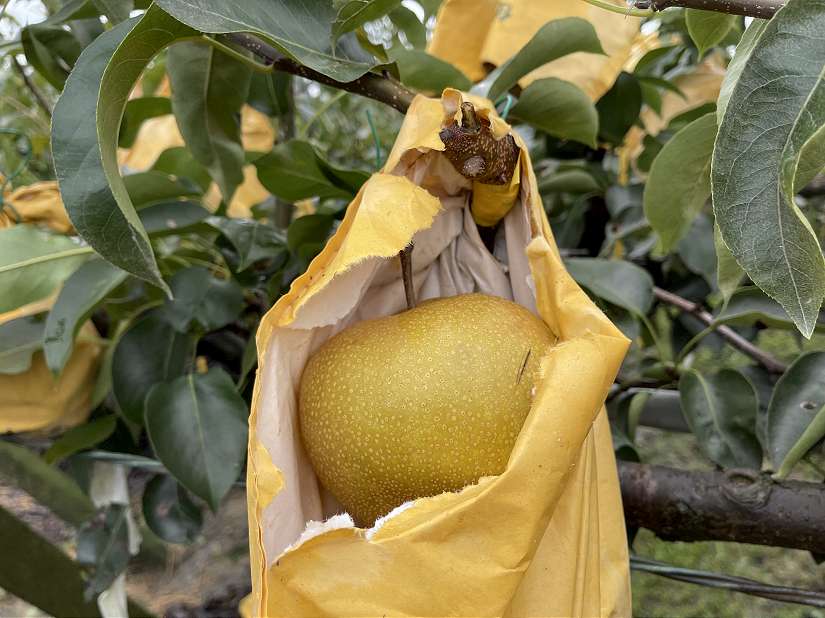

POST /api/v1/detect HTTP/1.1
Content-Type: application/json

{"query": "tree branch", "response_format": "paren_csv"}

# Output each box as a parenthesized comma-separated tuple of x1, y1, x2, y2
(653, 287, 787, 374)
(644, 0, 784, 19)
(620, 461, 825, 554)
(11, 56, 52, 118)
(223, 33, 415, 114)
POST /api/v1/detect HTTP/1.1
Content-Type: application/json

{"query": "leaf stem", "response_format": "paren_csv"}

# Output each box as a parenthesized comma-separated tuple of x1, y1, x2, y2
(399, 244, 416, 309)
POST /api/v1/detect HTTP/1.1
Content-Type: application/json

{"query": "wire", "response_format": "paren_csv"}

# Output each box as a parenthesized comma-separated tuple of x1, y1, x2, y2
(631, 556, 825, 608)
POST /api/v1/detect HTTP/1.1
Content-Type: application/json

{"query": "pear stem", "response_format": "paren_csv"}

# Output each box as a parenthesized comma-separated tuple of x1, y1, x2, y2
(400, 244, 416, 309)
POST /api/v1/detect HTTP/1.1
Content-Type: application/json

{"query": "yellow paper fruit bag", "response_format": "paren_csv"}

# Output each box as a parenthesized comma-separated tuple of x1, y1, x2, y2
(429, 0, 643, 101)
(247, 90, 631, 617)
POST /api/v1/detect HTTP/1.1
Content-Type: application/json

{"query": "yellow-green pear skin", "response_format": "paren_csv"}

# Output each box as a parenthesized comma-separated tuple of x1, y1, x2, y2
(298, 293, 555, 526)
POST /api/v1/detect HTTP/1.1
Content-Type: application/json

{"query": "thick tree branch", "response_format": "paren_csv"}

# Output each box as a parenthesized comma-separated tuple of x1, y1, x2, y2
(224, 33, 415, 114)
(620, 462, 825, 554)
(653, 287, 787, 374)
(643, 0, 784, 19)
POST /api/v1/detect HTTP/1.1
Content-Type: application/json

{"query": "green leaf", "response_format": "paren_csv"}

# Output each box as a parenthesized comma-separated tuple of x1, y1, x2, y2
(152, 147, 212, 190)
(77, 504, 131, 600)
(717, 19, 769, 123)
(487, 17, 604, 102)
(716, 286, 825, 331)
(390, 47, 471, 93)
(154, 0, 376, 82)
(644, 113, 716, 252)
(237, 334, 257, 390)
(685, 9, 737, 57)
(119, 96, 172, 148)
(111, 312, 196, 424)
(44, 259, 128, 375)
(288, 214, 335, 258)
(160, 266, 244, 333)
(678, 213, 717, 285)
(0, 440, 95, 527)
(714, 221, 743, 302)
(0, 503, 129, 618)
(52, 13, 191, 291)
(564, 257, 654, 316)
(254, 140, 368, 201)
(0, 225, 90, 314)
(509, 78, 598, 148)
(711, 0, 825, 338)
(43, 415, 118, 465)
(333, 0, 401, 42)
(123, 171, 201, 207)
(596, 72, 642, 145)
(167, 41, 251, 202)
(207, 217, 287, 271)
(21, 23, 82, 89)
(679, 368, 762, 469)
(140, 200, 212, 236)
(539, 169, 602, 195)
(0, 316, 45, 375)
(389, 6, 426, 50)
(767, 352, 825, 477)
(248, 72, 293, 117)
(92, 0, 134, 24)
(145, 368, 248, 510)
(142, 474, 203, 544)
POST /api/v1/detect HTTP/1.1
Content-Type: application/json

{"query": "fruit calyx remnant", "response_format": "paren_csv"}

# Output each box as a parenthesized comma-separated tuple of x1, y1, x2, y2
(439, 102, 519, 185)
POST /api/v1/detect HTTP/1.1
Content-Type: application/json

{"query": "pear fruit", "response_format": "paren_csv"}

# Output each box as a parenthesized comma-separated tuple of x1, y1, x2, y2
(298, 293, 554, 526)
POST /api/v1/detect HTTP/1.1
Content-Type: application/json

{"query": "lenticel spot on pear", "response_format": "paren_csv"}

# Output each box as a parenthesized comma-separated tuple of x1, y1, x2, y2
(298, 292, 555, 526)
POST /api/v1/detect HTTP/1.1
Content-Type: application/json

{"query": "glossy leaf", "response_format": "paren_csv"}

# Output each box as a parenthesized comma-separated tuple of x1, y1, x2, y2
(509, 78, 598, 148)
(123, 171, 201, 208)
(208, 217, 288, 271)
(332, 0, 401, 41)
(679, 368, 762, 469)
(254, 140, 368, 201)
(678, 213, 716, 285)
(52, 12, 192, 291)
(287, 214, 336, 259)
(686, 9, 737, 57)
(77, 504, 131, 600)
(119, 96, 173, 147)
(716, 286, 825, 332)
(111, 312, 195, 424)
(596, 72, 642, 145)
(21, 24, 82, 89)
(711, 0, 825, 337)
(644, 113, 716, 252)
(154, 0, 376, 82)
(564, 257, 654, 316)
(140, 200, 211, 236)
(152, 146, 212, 190)
(160, 266, 244, 333)
(167, 41, 251, 202)
(0, 440, 95, 527)
(43, 415, 118, 465)
(0, 316, 45, 375)
(44, 258, 128, 374)
(142, 474, 203, 544)
(248, 72, 293, 117)
(0, 225, 89, 313)
(768, 352, 825, 477)
(390, 48, 472, 93)
(717, 19, 769, 122)
(145, 368, 248, 510)
(487, 17, 603, 102)
(714, 222, 743, 302)
(389, 6, 426, 49)
(539, 169, 602, 195)
(92, 0, 134, 23)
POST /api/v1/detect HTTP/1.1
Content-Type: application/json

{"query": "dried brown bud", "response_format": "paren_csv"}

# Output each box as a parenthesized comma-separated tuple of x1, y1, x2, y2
(439, 102, 519, 185)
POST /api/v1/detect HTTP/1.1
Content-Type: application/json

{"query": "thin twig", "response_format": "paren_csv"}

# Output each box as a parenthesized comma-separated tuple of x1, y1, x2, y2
(653, 287, 787, 374)
(223, 33, 415, 114)
(11, 56, 52, 117)
(399, 244, 416, 309)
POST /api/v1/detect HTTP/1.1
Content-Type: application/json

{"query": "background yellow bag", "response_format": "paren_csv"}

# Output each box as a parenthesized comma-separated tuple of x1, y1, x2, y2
(247, 90, 630, 617)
